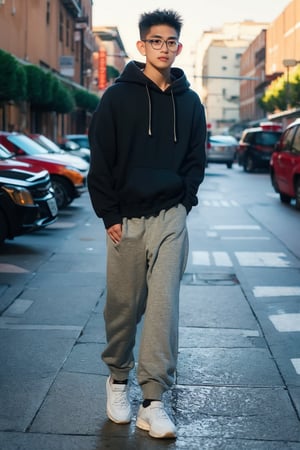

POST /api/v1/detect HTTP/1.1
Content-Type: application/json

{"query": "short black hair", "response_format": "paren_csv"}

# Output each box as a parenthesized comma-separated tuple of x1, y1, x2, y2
(138, 9, 183, 39)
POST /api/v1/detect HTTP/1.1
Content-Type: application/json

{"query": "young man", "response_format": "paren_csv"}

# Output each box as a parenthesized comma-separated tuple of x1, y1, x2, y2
(88, 9, 206, 439)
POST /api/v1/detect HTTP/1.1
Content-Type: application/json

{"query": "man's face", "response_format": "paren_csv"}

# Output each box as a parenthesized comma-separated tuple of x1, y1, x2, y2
(137, 25, 182, 69)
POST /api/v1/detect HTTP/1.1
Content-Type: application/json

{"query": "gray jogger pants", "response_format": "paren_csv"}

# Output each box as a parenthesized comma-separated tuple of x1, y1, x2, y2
(102, 203, 189, 400)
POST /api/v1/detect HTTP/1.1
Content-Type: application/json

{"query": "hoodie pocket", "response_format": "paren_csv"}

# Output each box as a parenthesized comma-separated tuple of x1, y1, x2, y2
(119, 167, 184, 203)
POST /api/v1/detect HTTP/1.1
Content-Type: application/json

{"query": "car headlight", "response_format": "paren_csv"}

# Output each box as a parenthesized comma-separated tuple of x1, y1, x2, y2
(2, 186, 34, 206)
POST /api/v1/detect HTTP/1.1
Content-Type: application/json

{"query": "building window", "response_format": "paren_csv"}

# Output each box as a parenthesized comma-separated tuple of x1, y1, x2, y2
(66, 19, 70, 47)
(222, 66, 227, 70)
(46, 0, 50, 25)
(71, 24, 75, 52)
(222, 55, 228, 59)
(59, 11, 64, 42)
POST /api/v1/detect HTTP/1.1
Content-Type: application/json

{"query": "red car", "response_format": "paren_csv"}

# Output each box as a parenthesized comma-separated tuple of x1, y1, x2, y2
(0, 132, 89, 209)
(270, 118, 300, 209)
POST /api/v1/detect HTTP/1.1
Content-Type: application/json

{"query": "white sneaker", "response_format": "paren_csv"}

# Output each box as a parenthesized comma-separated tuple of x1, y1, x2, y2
(106, 376, 132, 424)
(136, 401, 176, 439)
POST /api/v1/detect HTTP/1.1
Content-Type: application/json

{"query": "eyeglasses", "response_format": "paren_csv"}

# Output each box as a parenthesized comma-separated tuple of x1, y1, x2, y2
(142, 38, 180, 51)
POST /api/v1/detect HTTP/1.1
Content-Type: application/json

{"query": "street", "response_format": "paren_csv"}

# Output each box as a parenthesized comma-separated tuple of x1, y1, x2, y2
(0, 162, 300, 449)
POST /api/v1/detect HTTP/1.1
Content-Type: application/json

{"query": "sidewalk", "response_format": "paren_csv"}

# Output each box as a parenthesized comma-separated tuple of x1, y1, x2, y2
(0, 194, 300, 449)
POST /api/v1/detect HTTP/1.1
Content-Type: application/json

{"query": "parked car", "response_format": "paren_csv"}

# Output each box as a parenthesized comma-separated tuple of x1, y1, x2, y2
(64, 134, 90, 149)
(30, 133, 90, 163)
(58, 136, 90, 162)
(0, 132, 89, 209)
(30, 133, 66, 155)
(206, 134, 238, 168)
(237, 122, 283, 172)
(270, 118, 300, 209)
(0, 144, 58, 244)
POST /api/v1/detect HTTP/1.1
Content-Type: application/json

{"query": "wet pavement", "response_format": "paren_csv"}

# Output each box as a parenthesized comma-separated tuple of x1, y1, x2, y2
(0, 192, 300, 449)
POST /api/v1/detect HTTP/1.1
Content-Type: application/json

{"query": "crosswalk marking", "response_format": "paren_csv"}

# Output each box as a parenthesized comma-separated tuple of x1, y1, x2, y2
(212, 252, 233, 267)
(192, 251, 211, 266)
(235, 252, 290, 267)
(211, 225, 260, 230)
(192, 251, 233, 266)
(269, 314, 300, 332)
(200, 200, 239, 207)
(192, 251, 291, 268)
(253, 286, 300, 297)
(291, 359, 300, 375)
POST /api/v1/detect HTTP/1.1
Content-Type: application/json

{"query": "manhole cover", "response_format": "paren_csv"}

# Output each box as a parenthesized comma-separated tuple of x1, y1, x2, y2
(182, 273, 239, 286)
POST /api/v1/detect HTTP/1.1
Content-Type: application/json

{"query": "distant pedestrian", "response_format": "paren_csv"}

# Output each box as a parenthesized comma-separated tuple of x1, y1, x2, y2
(88, 8, 206, 439)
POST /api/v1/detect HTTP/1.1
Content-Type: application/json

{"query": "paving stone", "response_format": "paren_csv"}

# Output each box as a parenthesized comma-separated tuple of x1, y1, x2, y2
(0, 329, 79, 431)
(177, 347, 283, 386)
(175, 385, 300, 442)
(179, 326, 264, 349)
(179, 285, 258, 329)
(62, 342, 108, 375)
(13, 285, 99, 326)
(79, 312, 106, 344)
(0, 432, 98, 450)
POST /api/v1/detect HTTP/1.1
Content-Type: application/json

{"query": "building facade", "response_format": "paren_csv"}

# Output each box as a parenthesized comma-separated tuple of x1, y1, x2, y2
(266, 0, 300, 79)
(194, 21, 269, 133)
(240, 30, 268, 122)
(0, 0, 94, 137)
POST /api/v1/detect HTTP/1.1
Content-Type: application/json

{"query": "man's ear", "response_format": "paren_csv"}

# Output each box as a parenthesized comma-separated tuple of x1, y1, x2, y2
(136, 40, 146, 56)
(176, 43, 183, 56)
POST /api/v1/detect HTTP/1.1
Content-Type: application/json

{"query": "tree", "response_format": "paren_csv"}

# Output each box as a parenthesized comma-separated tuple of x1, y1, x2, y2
(260, 65, 300, 112)
(0, 49, 27, 101)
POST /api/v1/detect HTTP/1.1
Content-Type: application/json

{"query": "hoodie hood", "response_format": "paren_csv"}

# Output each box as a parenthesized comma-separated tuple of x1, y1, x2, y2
(115, 60, 190, 93)
(115, 61, 190, 142)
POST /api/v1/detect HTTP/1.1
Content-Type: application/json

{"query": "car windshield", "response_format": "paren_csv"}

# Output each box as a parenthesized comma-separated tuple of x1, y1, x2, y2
(67, 136, 89, 148)
(7, 134, 48, 155)
(34, 135, 62, 153)
(0, 144, 13, 159)
(256, 132, 281, 146)
(210, 136, 238, 145)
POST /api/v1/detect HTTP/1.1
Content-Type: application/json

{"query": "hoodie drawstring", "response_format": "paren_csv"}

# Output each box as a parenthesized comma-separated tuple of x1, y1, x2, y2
(145, 85, 177, 143)
(171, 90, 177, 143)
(145, 85, 152, 137)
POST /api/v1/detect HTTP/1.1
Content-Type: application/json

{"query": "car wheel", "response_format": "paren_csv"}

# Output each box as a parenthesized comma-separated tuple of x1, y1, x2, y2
(243, 154, 255, 173)
(51, 176, 73, 209)
(0, 210, 8, 245)
(226, 162, 233, 169)
(279, 192, 291, 204)
(295, 179, 300, 210)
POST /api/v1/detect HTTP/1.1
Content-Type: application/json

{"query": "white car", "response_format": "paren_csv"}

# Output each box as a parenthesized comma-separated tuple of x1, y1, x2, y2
(206, 135, 238, 169)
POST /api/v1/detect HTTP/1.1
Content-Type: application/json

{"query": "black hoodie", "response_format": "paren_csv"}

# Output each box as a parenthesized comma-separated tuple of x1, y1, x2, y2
(88, 60, 206, 229)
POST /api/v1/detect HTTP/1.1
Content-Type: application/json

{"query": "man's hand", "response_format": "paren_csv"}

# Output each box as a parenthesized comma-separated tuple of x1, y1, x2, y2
(107, 223, 122, 244)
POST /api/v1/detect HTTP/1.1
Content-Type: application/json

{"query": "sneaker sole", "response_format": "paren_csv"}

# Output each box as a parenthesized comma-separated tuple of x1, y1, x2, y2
(136, 418, 176, 439)
(107, 408, 131, 424)
(136, 417, 150, 431)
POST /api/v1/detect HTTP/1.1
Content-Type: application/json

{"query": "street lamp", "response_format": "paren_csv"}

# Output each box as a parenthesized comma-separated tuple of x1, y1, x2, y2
(283, 59, 300, 109)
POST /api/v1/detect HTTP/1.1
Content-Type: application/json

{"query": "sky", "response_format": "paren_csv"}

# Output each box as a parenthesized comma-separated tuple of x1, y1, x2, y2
(92, 0, 291, 76)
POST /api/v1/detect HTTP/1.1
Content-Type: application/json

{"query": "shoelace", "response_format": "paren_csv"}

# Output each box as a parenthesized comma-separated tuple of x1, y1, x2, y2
(151, 405, 171, 421)
(111, 386, 129, 407)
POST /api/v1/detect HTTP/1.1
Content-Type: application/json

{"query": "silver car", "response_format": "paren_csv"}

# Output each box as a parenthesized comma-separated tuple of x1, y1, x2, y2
(206, 135, 238, 169)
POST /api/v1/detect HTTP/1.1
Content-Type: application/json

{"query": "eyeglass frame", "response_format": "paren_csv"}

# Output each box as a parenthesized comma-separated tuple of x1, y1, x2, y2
(141, 38, 180, 52)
